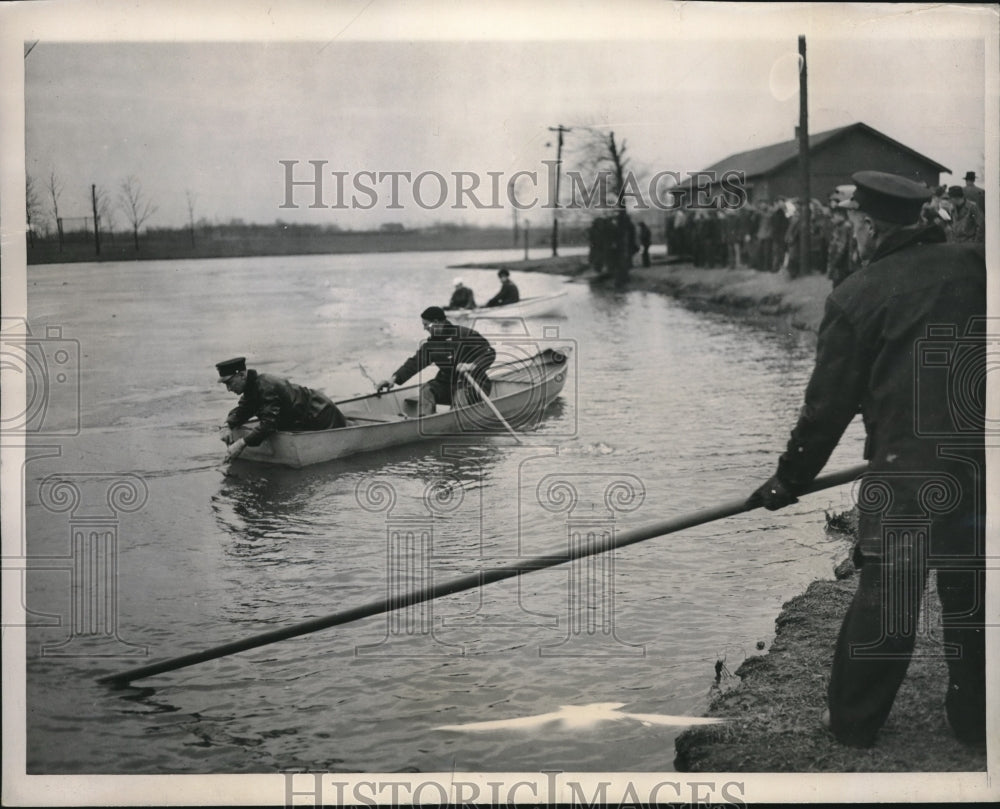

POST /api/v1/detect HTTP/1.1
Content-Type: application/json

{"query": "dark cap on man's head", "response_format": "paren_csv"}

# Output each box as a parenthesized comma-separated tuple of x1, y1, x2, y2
(216, 356, 246, 381)
(964, 171, 976, 182)
(947, 185, 965, 199)
(844, 171, 932, 225)
(498, 269, 510, 278)
(420, 306, 447, 322)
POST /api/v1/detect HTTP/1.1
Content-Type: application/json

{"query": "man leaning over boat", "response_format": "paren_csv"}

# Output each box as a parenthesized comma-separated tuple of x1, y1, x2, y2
(377, 306, 496, 416)
(217, 356, 346, 461)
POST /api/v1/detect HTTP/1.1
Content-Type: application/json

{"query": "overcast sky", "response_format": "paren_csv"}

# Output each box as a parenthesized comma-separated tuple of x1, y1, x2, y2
(17, 2, 994, 231)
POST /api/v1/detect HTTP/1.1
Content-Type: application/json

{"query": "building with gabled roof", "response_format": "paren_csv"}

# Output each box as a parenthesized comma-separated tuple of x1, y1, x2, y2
(673, 121, 950, 206)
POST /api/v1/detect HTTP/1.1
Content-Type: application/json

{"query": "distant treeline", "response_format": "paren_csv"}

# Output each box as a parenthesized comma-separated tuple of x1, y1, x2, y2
(26, 220, 589, 265)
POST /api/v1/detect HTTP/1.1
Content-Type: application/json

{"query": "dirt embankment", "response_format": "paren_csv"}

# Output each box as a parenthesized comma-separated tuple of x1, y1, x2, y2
(453, 254, 988, 773)
(450, 254, 831, 333)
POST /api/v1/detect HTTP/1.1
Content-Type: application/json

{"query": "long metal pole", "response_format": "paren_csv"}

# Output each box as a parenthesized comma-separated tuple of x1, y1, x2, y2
(97, 463, 867, 686)
(91, 184, 101, 256)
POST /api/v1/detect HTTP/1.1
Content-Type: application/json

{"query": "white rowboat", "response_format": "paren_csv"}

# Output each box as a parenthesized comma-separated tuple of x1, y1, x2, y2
(448, 291, 567, 320)
(231, 347, 571, 468)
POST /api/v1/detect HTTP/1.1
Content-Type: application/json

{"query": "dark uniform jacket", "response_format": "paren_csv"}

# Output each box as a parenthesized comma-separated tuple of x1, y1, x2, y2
(392, 322, 496, 395)
(447, 286, 477, 310)
(486, 280, 520, 307)
(226, 370, 345, 446)
(774, 225, 985, 557)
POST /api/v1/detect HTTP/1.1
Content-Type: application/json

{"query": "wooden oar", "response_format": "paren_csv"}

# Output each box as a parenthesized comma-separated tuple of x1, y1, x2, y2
(461, 369, 523, 444)
(96, 463, 867, 687)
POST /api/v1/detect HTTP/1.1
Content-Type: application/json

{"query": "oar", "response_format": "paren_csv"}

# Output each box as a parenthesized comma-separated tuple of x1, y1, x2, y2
(461, 369, 523, 444)
(96, 463, 866, 687)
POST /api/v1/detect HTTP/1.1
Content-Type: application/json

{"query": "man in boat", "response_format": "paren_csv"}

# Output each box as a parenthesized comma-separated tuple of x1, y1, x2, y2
(376, 306, 496, 416)
(216, 356, 346, 460)
(484, 269, 520, 307)
(445, 277, 476, 310)
(746, 171, 986, 749)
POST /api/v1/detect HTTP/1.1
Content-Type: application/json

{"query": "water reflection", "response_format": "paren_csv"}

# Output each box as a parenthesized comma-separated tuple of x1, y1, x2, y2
(210, 439, 511, 560)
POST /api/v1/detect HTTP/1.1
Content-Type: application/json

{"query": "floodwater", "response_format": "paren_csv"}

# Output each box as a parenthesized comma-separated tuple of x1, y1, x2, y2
(21, 248, 864, 774)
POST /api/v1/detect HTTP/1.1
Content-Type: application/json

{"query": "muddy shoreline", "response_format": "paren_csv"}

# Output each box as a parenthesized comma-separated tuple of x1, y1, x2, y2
(452, 253, 988, 773)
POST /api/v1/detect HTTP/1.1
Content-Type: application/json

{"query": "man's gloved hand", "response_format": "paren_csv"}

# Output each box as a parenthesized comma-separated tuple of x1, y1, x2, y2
(219, 426, 235, 445)
(225, 437, 247, 462)
(456, 362, 474, 373)
(376, 379, 394, 394)
(747, 475, 799, 511)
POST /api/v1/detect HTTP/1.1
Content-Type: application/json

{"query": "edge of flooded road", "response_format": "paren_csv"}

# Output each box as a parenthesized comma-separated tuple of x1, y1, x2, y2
(452, 253, 988, 774)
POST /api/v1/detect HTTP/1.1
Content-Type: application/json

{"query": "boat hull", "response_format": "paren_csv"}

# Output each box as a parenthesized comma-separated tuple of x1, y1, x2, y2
(231, 347, 571, 467)
(448, 291, 567, 320)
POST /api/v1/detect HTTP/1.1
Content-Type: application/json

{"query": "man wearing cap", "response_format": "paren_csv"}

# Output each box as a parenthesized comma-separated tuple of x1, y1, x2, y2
(962, 171, 985, 218)
(747, 170, 986, 748)
(216, 357, 346, 460)
(485, 269, 520, 308)
(376, 307, 496, 416)
(946, 185, 984, 244)
(446, 278, 477, 310)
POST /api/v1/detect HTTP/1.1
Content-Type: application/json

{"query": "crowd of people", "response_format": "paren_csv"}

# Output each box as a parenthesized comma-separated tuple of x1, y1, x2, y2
(660, 170, 985, 286)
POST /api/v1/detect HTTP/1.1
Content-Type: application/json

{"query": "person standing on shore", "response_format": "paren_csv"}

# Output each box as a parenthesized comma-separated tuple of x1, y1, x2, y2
(485, 269, 520, 307)
(638, 221, 652, 267)
(217, 357, 346, 460)
(377, 306, 496, 416)
(945, 186, 984, 244)
(961, 171, 985, 218)
(746, 170, 986, 748)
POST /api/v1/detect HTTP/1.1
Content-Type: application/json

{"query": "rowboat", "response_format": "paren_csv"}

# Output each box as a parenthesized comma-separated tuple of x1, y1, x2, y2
(448, 291, 567, 320)
(230, 347, 572, 467)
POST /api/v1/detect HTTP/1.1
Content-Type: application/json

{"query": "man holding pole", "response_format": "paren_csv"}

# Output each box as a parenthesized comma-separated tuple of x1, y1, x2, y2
(377, 306, 495, 416)
(747, 171, 986, 748)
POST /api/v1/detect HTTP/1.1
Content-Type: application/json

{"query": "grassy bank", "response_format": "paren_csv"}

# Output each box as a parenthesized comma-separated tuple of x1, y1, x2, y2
(453, 253, 987, 773)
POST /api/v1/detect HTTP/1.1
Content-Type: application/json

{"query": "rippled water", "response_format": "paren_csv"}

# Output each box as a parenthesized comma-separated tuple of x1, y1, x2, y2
(23, 249, 864, 773)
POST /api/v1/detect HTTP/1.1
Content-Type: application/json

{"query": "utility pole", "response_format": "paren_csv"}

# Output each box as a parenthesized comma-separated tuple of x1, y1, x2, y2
(91, 184, 101, 256)
(548, 124, 570, 257)
(798, 34, 810, 278)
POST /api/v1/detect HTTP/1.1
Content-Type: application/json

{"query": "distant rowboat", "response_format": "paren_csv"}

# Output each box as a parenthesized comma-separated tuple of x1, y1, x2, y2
(230, 347, 571, 468)
(448, 291, 567, 320)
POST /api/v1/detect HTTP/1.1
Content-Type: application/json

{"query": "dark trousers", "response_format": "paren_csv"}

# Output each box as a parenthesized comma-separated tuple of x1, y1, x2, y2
(827, 559, 985, 746)
(312, 402, 346, 430)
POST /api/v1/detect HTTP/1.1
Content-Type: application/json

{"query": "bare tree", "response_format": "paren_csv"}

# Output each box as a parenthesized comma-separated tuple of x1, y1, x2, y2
(185, 190, 197, 247)
(26, 173, 43, 246)
(119, 176, 158, 251)
(47, 169, 63, 250)
(572, 128, 637, 286)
